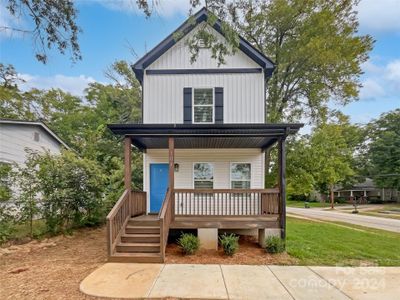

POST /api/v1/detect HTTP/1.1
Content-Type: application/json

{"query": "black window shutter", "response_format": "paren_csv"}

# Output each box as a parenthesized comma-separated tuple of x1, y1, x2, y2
(215, 87, 224, 124)
(183, 87, 192, 124)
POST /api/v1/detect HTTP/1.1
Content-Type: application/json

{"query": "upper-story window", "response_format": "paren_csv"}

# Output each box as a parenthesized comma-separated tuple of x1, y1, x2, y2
(193, 88, 214, 123)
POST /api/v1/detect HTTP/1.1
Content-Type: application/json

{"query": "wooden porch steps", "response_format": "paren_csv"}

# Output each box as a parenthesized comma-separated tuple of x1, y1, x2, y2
(110, 215, 163, 263)
(121, 233, 160, 243)
(108, 252, 163, 263)
(125, 225, 160, 234)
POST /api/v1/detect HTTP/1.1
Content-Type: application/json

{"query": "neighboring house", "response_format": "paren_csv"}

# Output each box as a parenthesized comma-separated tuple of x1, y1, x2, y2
(106, 7, 303, 263)
(0, 119, 69, 201)
(334, 178, 399, 203)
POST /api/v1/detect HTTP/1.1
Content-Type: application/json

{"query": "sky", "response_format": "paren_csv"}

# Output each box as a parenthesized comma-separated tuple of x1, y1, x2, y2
(0, 0, 399, 126)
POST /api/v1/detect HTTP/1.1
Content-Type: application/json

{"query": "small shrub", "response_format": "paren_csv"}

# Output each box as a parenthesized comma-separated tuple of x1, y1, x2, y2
(0, 206, 15, 243)
(334, 197, 347, 204)
(219, 233, 239, 256)
(265, 236, 285, 254)
(177, 233, 199, 255)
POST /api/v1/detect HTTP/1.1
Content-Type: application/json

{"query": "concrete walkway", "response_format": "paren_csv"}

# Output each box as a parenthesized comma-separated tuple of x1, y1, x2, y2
(80, 263, 400, 299)
(287, 207, 400, 233)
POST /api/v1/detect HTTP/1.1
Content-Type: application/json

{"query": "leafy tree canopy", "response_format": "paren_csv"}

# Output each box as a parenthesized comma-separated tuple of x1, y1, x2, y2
(2, 0, 81, 63)
(286, 113, 362, 205)
(363, 109, 400, 190)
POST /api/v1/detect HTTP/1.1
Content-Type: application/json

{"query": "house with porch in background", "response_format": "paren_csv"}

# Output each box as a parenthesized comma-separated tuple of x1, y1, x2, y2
(106, 7, 303, 263)
(334, 178, 399, 203)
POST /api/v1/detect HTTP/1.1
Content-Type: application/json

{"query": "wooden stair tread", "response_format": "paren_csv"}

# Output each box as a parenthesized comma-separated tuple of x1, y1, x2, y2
(109, 252, 163, 263)
(126, 225, 160, 229)
(111, 252, 161, 257)
(122, 233, 160, 237)
(117, 242, 160, 247)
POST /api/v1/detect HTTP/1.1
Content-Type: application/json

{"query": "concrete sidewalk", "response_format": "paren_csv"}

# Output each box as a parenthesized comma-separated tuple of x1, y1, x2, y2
(80, 263, 400, 299)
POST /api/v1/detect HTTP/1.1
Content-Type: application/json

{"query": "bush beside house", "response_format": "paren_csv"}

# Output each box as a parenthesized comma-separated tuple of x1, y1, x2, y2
(0, 150, 107, 242)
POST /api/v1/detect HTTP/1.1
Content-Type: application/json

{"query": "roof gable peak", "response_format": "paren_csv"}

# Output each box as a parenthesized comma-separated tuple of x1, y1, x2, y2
(132, 6, 274, 83)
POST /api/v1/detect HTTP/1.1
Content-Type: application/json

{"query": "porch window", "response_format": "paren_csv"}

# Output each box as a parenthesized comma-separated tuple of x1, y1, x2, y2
(231, 163, 251, 189)
(193, 163, 214, 189)
(193, 88, 214, 123)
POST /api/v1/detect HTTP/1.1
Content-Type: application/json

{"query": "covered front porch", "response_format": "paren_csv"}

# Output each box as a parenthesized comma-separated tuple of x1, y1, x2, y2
(106, 123, 302, 262)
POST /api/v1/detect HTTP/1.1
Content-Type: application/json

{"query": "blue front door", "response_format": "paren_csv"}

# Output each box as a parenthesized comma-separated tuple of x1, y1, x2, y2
(150, 163, 169, 213)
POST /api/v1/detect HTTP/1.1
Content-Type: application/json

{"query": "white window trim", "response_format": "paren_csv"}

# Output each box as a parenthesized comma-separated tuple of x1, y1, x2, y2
(192, 87, 215, 124)
(193, 162, 214, 189)
(230, 162, 251, 189)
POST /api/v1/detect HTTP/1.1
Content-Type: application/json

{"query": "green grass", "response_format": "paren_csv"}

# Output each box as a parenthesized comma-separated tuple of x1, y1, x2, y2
(286, 200, 343, 208)
(286, 217, 400, 266)
(7, 220, 47, 242)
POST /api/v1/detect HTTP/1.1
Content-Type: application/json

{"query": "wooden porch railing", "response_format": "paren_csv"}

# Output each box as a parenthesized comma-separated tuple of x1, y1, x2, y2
(106, 189, 147, 256)
(174, 188, 280, 216)
(159, 188, 173, 259)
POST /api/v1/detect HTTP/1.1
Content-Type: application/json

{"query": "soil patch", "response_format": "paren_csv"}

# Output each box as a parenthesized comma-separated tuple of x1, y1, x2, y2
(165, 235, 296, 265)
(0, 226, 106, 300)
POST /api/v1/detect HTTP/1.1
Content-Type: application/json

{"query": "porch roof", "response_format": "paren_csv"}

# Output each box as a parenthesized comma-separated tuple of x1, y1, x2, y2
(108, 123, 303, 151)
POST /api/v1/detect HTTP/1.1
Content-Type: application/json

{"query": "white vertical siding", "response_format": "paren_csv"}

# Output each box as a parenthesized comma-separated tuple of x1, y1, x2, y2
(0, 124, 63, 166)
(143, 149, 264, 212)
(149, 22, 260, 70)
(143, 73, 264, 123)
(143, 22, 265, 124)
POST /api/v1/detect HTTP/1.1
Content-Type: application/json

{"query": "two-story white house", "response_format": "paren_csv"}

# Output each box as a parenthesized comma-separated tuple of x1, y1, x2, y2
(106, 7, 302, 263)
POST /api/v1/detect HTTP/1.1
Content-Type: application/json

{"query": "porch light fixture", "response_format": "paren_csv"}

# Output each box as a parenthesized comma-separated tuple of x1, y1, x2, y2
(174, 163, 179, 172)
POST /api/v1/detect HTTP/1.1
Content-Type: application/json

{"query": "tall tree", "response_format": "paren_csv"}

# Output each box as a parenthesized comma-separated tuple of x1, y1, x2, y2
(364, 109, 400, 191)
(2, 0, 81, 63)
(286, 113, 361, 207)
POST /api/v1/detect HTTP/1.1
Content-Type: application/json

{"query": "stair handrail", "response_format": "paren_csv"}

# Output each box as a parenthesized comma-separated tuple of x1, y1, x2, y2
(106, 189, 130, 257)
(158, 188, 173, 259)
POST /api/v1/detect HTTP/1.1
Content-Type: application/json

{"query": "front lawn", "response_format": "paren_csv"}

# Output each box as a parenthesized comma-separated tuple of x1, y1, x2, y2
(286, 217, 400, 266)
(286, 200, 344, 208)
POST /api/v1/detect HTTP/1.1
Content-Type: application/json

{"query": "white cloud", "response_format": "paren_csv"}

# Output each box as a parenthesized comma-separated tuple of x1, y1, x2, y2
(19, 74, 96, 96)
(81, 0, 192, 18)
(361, 60, 382, 74)
(359, 78, 385, 100)
(386, 59, 400, 88)
(357, 0, 400, 33)
(358, 57, 400, 102)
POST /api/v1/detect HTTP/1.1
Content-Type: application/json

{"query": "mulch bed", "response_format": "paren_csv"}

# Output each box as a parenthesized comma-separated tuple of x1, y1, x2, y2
(165, 235, 297, 265)
(1, 228, 296, 299)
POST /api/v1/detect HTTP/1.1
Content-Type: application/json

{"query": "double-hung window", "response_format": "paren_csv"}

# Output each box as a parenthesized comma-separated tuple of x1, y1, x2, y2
(193, 163, 214, 189)
(231, 163, 251, 189)
(193, 88, 214, 123)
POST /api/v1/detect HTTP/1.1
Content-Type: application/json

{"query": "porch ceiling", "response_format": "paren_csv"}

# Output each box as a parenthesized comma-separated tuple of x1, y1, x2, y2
(107, 123, 303, 151)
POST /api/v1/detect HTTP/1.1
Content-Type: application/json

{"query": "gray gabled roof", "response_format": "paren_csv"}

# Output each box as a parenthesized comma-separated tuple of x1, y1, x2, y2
(132, 7, 275, 84)
(0, 119, 70, 149)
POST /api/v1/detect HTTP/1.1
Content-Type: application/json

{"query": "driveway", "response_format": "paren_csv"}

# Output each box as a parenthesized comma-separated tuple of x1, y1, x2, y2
(80, 263, 400, 299)
(287, 207, 400, 233)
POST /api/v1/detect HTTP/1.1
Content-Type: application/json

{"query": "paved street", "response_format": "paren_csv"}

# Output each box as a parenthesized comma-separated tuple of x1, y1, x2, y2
(80, 263, 400, 299)
(287, 207, 400, 233)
